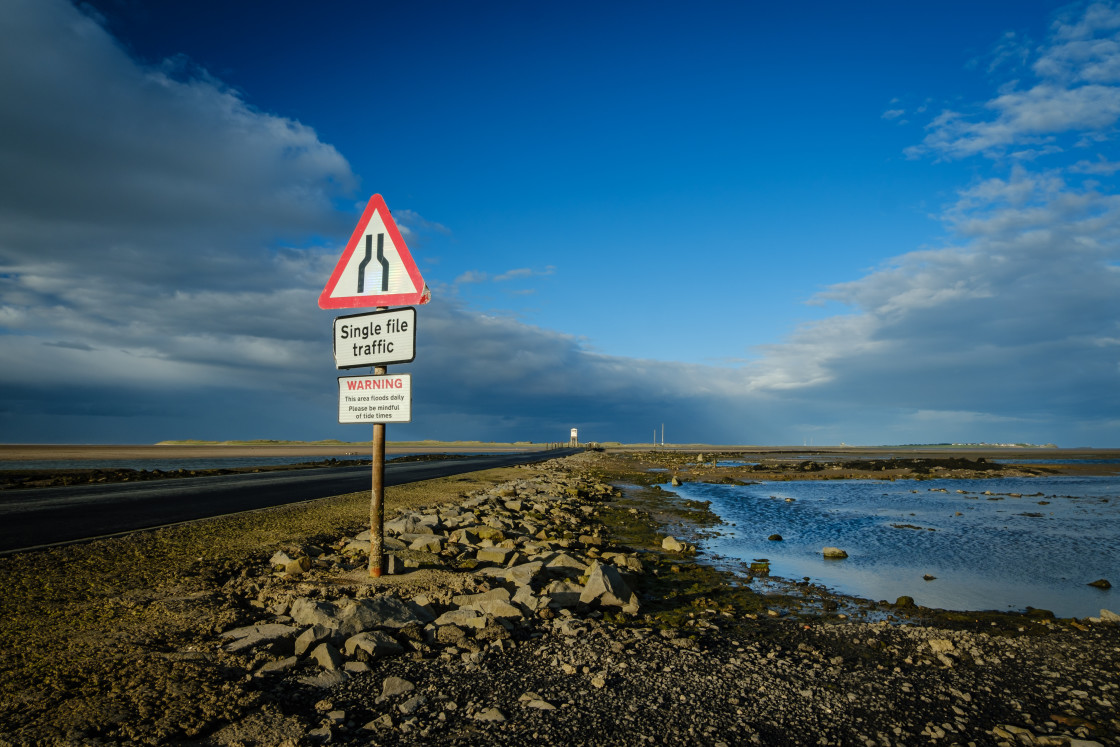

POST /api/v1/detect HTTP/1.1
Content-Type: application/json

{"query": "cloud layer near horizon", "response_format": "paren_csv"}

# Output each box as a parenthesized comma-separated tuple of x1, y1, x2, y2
(1, 0, 1118, 446)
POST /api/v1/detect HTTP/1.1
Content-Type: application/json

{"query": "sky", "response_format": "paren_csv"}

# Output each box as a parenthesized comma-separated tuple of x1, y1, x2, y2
(1, 0, 1118, 447)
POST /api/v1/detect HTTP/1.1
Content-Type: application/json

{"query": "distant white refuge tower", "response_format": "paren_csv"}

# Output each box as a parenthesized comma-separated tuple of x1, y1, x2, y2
(569, 428, 578, 447)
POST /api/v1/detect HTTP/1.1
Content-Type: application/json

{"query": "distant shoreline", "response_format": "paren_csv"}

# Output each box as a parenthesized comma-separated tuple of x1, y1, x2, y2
(2, 442, 1118, 463)
(0, 442, 554, 461)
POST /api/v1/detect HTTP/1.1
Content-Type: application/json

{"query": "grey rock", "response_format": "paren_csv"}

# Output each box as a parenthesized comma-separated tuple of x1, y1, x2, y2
(524, 699, 556, 710)
(307, 725, 332, 740)
(505, 561, 545, 586)
(409, 535, 447, 553)
(283, 556, 310, 576)
(580, 561, 638, 611)
(269, 549, 296, 567)
(289, 598, 338, 628)
(341, 539, 371, 556)
(386, 512, 441, 535)
(472, 598, 523, 619)
(255, 656, 298, 675)
(399, 694, 427, 715)
(220, 623, 298, 653)
(335, 596, 425, 636)
(452, 588, 510, 608)
(512, 585, 546, 612)
(310, 642, 345, 671)
(661, 536, 692, 553)
(382, 676, 416, 698)
(344, 630, 405, 661)
(927, 639, 955, 654)
(474, 707, 506, 722)
(544, 580, 583, 608)
(434, 609, 485, 628)
(383, 536, 407, 551)
(385, 553, 405, 575)
(476, 546, 515, 564)
(435, 624, 467, 645)
(298, 670, 348, 688)
(294, 624, 334, 656)
(822, 547, 849, 559)
(407, 594, 436, 619)
(546, 552, 588, 573)
(1101, 608, 1120, 623)
(449, 528, 481, 545)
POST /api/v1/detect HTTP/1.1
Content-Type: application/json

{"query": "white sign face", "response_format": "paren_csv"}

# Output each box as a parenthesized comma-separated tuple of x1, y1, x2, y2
(318, 194, 428, 309)
(333, 308, 416, 369)
(338, 374, 411, 423)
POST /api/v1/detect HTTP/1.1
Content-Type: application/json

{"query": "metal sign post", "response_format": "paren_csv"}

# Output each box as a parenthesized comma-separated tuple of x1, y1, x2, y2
(370, 365, 386, 577)
(319, 194, 429, 580)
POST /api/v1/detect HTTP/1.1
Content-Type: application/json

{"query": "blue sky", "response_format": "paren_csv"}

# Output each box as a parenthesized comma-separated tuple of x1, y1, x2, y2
(1, 0, 1118, 446)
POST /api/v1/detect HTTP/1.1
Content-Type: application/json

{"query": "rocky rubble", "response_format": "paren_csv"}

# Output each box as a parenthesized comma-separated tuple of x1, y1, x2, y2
(216, 460, 654, 709)
(200, 455, 1120, 746)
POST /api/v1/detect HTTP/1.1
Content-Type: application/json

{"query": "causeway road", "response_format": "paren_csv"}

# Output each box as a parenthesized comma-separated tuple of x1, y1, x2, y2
(0, 448, 580, 554)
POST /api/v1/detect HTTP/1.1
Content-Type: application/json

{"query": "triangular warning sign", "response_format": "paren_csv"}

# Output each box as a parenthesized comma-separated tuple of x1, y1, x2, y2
(318, 194, 430, 309)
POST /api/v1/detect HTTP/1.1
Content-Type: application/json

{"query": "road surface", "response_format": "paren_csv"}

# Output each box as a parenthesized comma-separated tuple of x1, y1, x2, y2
(0, 448, 580, 554)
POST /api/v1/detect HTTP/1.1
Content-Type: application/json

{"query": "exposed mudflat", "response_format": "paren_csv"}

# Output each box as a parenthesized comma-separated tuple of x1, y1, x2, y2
(0, 451, 1117, 746)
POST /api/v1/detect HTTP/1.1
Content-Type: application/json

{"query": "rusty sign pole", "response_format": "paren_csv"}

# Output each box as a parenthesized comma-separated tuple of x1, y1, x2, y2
(369, 302, 388, 577)
(369, 366, 387, 576)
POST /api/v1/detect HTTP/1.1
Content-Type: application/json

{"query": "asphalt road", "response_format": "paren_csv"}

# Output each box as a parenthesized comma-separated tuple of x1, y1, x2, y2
(0, 448, 580, 554)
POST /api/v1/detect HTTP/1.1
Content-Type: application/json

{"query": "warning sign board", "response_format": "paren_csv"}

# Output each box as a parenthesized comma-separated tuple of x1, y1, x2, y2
(319, 194, 429, 309)
(338, 374, 412, 423)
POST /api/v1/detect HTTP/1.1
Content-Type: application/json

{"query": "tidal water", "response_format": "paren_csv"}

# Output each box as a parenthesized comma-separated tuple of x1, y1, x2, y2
(667, 476, 1120, 618)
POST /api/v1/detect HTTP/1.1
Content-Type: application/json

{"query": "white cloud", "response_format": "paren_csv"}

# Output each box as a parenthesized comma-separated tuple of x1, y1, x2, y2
(494, 266, 555, 282)
(909, 4, 1120, 160)
(740, 157, 1120, 443)
(453, 265, 556, 286)
(1070, 155, 1120, 172)
(453, 270, 490, 284)
(0, 0, 357, 294)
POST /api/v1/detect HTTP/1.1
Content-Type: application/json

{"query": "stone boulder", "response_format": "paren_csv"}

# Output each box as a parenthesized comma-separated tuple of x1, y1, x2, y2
(289, 598, 338, 628)
(579, 561, 640, 612)
(220, 623, 298, 653)
(310, 642, 346, 670)
(543, 580, 582, 608)
(661, 536, 695, 553)
(476, 546, 515, 564)
(294, 624, 334, 656)
(344, 631, 404, 661)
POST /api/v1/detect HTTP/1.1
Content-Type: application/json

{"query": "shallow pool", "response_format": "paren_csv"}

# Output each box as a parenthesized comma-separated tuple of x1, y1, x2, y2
(667, 476, 1120, 618)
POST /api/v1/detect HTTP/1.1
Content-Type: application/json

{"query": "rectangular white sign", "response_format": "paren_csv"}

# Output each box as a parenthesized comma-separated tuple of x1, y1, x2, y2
(338, 374, 412, 423)
(333, 307, 416, 369)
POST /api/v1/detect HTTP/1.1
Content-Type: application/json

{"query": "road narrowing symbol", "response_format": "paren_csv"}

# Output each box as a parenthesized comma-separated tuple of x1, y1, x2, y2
(318, 194, 429, 309)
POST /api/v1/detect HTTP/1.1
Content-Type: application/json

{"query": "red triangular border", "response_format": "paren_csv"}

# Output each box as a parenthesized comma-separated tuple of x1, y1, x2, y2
(318, 194, 429, 309)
